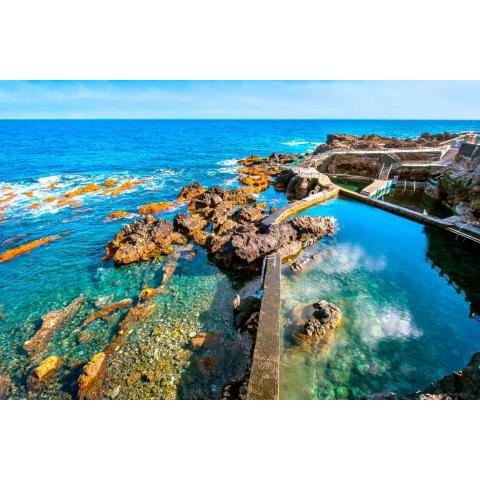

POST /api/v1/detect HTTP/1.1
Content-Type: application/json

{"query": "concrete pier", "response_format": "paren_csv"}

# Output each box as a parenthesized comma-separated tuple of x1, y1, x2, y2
(246, 254, 281, 400)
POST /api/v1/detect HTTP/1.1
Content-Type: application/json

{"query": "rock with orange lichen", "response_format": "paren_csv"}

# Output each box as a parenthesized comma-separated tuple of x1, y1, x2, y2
(82, 298, 133, 328)
(0, 214, 5, 221)
(103, 179, 118, 187)
(190, 331, 224, 350)
(177, 182, 206, 202)
(237, 155, 264, 166)
(27, 356, 62, 392)
(46, 182, 59, 190)
(27, 202, 41, 209)
(107, 211, 131, 220)
(78, 352, 106, 399)
(187, 186, 257, 217)
(70, 202, 82, 208)
(137, 201, 176, 215)
(0, 374, 11, 399)
(78, 302, 157, 399)
(56, 198, 75, 206)
(139, 253, 180, 301)
(102, 180, 144, 197)
(43, 197, 56, 203)
(64, 183, 103, 199)
(238, 175, 270, 191)
(25, 191, 34, 198)
(104, 215, 182, 266)
(23, 295, 84, 357)
(0, 233, 68, 263)
(0, 192, 16, 203)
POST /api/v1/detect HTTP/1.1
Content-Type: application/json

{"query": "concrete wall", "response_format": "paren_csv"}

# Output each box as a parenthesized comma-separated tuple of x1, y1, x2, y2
(246, 254, 281, 400)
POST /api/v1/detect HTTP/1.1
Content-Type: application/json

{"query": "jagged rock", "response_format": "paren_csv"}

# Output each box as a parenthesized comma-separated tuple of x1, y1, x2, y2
(409, 351, 480, 400)
(173, 213, 208, 236)
(234, 296, 261, 336)
(177, 182, 206, 202)
(104, 216, 183, 266)
(214, 216, 336, 271)
(188, 186, 256, 217)
(304, 301, 342, 337)
(0, 374, 12, 399)
(274, 169, 294, 192)
(137, 202, 176, 215)
(23, 295, 84, 357)
(78, 352, 106, 399)
(285, 172, 334, 200)
(27, 356, 62, 392)
(366, 391, 397, 400)
(437, 150, 480, 220)
(313, 132, 457, 154)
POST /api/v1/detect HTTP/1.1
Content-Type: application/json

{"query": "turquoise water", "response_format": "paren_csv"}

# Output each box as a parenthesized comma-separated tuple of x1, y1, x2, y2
(280, 198, 480, 400)
(1, 119, 480, 399)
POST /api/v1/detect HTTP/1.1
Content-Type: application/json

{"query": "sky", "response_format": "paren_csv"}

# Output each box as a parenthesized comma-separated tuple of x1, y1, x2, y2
(0, 81, 479, 119)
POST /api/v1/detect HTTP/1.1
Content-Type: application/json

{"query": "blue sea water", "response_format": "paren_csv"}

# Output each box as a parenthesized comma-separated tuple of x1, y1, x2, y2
(1, 119, 480, 399)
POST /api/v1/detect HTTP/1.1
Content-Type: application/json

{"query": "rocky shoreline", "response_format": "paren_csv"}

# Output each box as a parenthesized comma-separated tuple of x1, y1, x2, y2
(2, 131, 479, 400)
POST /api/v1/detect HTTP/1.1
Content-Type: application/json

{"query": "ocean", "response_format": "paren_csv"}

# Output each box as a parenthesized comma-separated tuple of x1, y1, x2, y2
(1, 119, 480, 399)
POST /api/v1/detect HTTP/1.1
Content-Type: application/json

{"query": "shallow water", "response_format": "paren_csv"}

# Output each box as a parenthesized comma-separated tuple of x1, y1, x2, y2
(280, 198, 480, 400)
(1, 119, 480, 399)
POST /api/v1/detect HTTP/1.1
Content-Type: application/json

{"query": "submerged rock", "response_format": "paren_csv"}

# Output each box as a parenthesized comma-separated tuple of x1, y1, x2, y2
(0, 233, 68, 263)
(23, 295, 84, 357)
(104, 216, 183, 266)
(27, 356, 62, 392)
(0, 374, 12, 399)
(82, 298, 133, 327)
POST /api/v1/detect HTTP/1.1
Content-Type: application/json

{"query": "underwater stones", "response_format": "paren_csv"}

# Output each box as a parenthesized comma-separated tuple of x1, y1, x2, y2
(82, 298, 133, 327)
(190, 331, 224, 350)
(104, 216, 182, 266)
(0, 233, 69, 263)
(173, 213, 208, 237)
(304, 301, 342, 338)
(177, 182, 206, 203)
(366, 391, 397, 400)
(290, 252, 323, 272)
(0, 374, 11, 399)
(234, 296, 261, 335)
(137, 201, 176, 215)
(23, 295, 84, 357)
(27, 356, 62, 391)
(78, 352, 106, 399)
(335, 386, 349, 400)
(139, 252, 180, 300)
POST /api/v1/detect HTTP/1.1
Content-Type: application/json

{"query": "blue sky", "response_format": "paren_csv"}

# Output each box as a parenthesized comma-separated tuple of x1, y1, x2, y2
(0, 81, 479, 119)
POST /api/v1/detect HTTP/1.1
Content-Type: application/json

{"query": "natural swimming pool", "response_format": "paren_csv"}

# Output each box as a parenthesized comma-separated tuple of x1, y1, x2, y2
(280, 197, 480, 399)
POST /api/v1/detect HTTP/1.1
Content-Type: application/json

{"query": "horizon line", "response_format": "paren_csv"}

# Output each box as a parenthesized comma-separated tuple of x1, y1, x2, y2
(1, 118, 480, 121)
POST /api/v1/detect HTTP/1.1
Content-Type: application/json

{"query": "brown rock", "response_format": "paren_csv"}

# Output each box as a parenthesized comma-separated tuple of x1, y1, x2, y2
(177, 182, 206, 202)
(0, 374, 11, 399)
(82, 298, 133, 328)
(23, 295, 84, 357)
(27, 356, 62, 391)
(104, 216, 179, 266)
